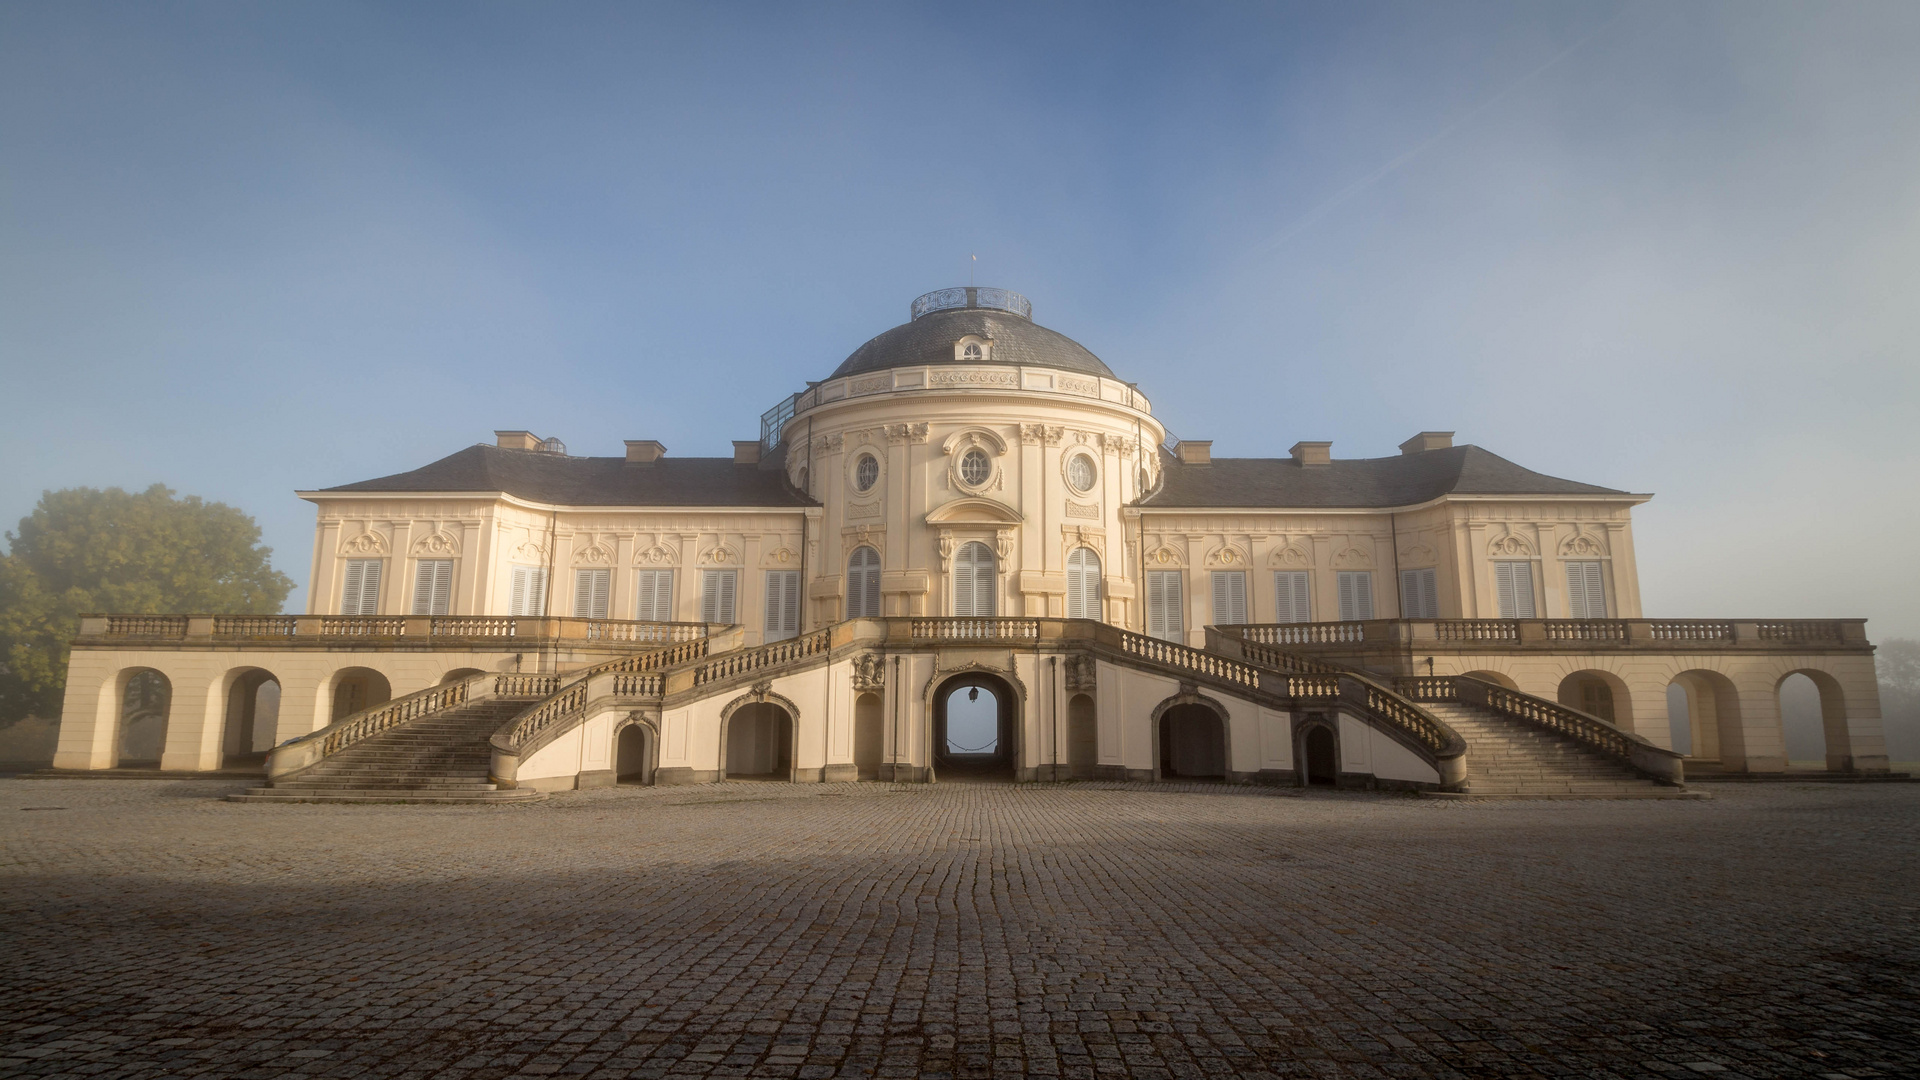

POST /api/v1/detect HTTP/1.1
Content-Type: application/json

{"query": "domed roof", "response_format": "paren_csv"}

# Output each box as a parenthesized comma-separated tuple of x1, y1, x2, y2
(828, 288, 1116, 381)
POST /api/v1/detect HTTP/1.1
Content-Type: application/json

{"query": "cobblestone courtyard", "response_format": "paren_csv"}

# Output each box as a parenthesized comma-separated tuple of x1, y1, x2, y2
(2, 780, 1916, 1080)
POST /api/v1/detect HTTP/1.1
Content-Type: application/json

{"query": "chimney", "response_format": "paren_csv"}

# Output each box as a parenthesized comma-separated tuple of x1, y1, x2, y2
(624, 440, 667, 465)
(1175, 440, 1212, 465)
(732, 440, 762, 465)
(1398, 431, 1455, 455)
(495, 430, 542, 450)
(1290, 441, 1332, 467)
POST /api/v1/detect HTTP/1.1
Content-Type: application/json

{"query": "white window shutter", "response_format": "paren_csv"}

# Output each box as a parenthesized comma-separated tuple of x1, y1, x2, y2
(1337, 572, 1355, 621)
(1566, 561, 1605, 619)
(432, 560, 453, 616)
(1420, 568, 1438, 619)
(785, 571, 800, 633)
(1147, 570, 1183, 640)
(1353, 572, 1372, 619)
(414, 560, 453, 616)
(636, 570, 673, 622)
(511, 567, 528, 617)
(355, 560, 382, 616)
(765, 570, 799, 640)
(574, 570, 594, 617)
(1399, 570, 1418, 618)
(1495, 562, 1535, 619)
(1274, 571, 1309, 623)
(1210, 571, 1245, 625)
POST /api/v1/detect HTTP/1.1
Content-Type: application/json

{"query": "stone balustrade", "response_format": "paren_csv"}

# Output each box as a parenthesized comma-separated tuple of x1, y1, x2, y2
(76, 614, 722, 646)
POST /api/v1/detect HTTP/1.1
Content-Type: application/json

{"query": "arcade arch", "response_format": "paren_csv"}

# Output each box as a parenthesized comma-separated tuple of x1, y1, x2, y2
(615, 719, 654, 785)
(221, 668, 281, 768)
(1299, 717, 1338, 786)
(117, 668, 171, 767)
(1558, 670, 1633, 728)
(933, 671, 1017, 780)
(1778, 669, 1848, 771)
(329, 667, 392, 722)
(1153, 697, 1227, 781)
(722, 700, 794, 780)
(1460, 669, 1517, 690)
(1666, 669, 1741, 763)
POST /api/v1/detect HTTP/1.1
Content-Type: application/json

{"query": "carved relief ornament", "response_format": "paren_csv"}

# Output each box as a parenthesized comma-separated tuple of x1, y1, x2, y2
(339, 530, 390, 556)
(1558, 529, 1607, 558)
(409, 531, 460, 557)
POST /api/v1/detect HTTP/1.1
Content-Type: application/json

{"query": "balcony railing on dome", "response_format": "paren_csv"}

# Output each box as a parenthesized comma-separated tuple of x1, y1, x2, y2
(909, 287, 1031, 321)
(760, 391, 800, 453)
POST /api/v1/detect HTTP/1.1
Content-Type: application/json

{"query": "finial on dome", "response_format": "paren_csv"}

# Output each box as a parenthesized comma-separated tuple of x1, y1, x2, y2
(910, 287, 1031, 321)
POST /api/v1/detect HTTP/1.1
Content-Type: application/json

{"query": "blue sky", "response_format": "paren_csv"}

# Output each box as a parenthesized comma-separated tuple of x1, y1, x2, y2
(3, 1, 1917, 635)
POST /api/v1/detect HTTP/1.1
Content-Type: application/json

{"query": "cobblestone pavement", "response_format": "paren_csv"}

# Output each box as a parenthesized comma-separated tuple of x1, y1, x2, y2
(3, 779, 1917, 1080)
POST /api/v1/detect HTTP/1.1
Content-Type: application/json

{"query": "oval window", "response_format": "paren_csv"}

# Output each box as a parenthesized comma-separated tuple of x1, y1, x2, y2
(854, 453, 879, 493)
(1067, 454, 1096, 493)
(960, 448, 991, 486)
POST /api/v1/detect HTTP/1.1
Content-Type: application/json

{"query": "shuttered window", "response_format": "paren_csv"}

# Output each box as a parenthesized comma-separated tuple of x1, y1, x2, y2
(509, 565, 548, 616)
(1147, 570, 1184, 642)
(1210, 571, 1248, 625)
(1336, 571, 1374, 621)
(411, 559, 454, 616)
(635, 570, 674, 622)
(952, 542, 996, 617)
(1398, 567, 1438, 619)
(846, 547, 881, 619)
(1493, 561, 1535, 619)
(1272, 571, 1311, 624)
(340, 559, 383, 616)
(573, 568, 611, 619)
(1066, 547, 1101, 620)
(765, 570, 801, 641)
(1564, 561, 1606, 619)
(701, 570, 738, 625)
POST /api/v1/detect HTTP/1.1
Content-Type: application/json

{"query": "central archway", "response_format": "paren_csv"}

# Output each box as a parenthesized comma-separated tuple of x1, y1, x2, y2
(722, 702, 794, 780)
(1157, 702, 1227, 781)
(933, 671, 1017, 781)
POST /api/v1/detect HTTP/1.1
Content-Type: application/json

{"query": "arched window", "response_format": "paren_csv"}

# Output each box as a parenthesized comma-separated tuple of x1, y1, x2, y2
(962, 342, 983, 361)
(953, 541, 996, 617)
(1067, 547, 1101, 620)
(847, 546, 881, 618)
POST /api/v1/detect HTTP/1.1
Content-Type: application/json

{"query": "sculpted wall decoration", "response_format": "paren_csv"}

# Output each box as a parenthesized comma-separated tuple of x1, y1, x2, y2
(764, 546, 798, 567)
(635, 543, 678, 566)
(699, 543, 740, 566)
(1559, 530, 1608, 557)
(1398, 540, 1437, 566)
(1058, 375, 1099, 396)
(884, 422, 929, 444)
(1205, 544, 1249, 568)
(339, 530, 390, 556)
(573, 541, 615, 566)
(409, 531, 460, 557)
(1146, 544, 1185, 567)
(851, 652, 885, 692)
(846, 500, 883, 521)
(1331, 543, 1373, 568)
(1064, 501, 1100, 519)
(512, 540, 546, 563)
(1018, 423, 1065, 445)
(1487, 530, 1534, 557)
(1063, 654, 1098, 692)
(1268, 541, 1311, 568)
(850, 376, 891, 395)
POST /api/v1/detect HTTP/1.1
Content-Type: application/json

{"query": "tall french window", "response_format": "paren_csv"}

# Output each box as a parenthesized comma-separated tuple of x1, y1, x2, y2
(634, 569, 674, 622)
(573, 568, 611, 619)
(1147, 569, 1184, 642)
(846, 546, 882, 619)
(509, 566, 548, 617)
(1272, 571, 1311, 623)
(765, 570, 801, 641)
(1210, 571, 1248, 625)
(1564, 561, 1606, 619)
(952, 541, 996, 617)
(1336, 571, 1374, 621)
(1066, 547, 1102, 620)
(1398, 567, 1439, 619)
(1493, 561, 1536, 619)
(411, 559, 454, 616)
(340, 559, 383, 616)
(701, 569, 738, 625)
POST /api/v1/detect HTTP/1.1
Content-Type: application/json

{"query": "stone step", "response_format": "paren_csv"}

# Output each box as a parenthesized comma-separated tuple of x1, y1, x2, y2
(228, 787, 546, 804)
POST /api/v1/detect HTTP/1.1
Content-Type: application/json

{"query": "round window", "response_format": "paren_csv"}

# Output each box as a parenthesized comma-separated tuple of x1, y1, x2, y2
(1067, 454, 1096, 493)
(960, 448, 991, 486)
(853, 453, 879, 493)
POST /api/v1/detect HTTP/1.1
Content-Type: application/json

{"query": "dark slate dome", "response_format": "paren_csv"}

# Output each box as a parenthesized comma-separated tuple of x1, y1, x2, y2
(828, 287, 1116, 381)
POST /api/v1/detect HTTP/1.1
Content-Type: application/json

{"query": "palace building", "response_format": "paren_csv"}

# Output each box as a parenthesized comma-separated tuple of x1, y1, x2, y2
(52, 287, 1889, 800)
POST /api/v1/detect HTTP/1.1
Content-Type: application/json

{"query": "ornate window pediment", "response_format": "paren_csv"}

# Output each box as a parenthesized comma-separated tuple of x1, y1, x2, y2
(1331, 543, 1373, 568)
(1268, 541, 1312, 568)
(339, 530, 390, 556)
(1559, 529, 1608, 558)
(1487, 530, 1535, 558)
(925, 497, 1023, 526)
(573, 541, 615, 566)
(409, 531, 460, 557)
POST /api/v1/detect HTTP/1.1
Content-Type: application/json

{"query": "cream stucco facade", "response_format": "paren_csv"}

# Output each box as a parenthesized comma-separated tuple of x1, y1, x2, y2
(51, 287, 1888, 795)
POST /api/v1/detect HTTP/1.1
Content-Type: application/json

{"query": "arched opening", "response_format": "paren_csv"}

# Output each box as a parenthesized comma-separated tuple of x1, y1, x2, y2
(329, 667, 392, 722)
(934, 672, 1016, 781)
(952, 541, 996, 617)
(853, 691, 884, 779)
(441, 668, 485, 684)
(616, 723, 652, 785)
(1557, 670, 1632, 728)
(221, 669, 281, 770)
(117, 669, 171, 768)
(1460, 669, 1518, 690)
(1067, 693, 1098, 779)
(723, 702, 793, 780)
(1667, 670, 1742, 763)
(1066, 547, 1101, 620)
(1779, 670, 1849, 772)
(847, 546, 881, 620)
(1157, 702, 1226, 781)
(1302, 723, 1338, 786)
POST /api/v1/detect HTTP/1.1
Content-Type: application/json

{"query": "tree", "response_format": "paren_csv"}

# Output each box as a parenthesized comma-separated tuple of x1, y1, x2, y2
(1880, 638, 1920, 763)
(0, 485, 293, 724)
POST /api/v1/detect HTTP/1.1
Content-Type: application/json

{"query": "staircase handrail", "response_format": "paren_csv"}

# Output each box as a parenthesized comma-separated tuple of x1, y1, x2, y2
(1392, 674, 1684, 784)
(1204, 626, 1467, 787)
(266, 669, 547, 780)
(491, 634, 725, 756)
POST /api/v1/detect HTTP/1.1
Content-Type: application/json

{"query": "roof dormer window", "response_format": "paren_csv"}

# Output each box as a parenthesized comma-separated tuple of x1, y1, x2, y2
(962, 342, 982, 362)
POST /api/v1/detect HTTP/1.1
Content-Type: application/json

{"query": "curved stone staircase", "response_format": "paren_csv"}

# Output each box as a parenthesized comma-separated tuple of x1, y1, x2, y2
(1421, 703, 1702, 799)
(227, 699, 546, 804)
